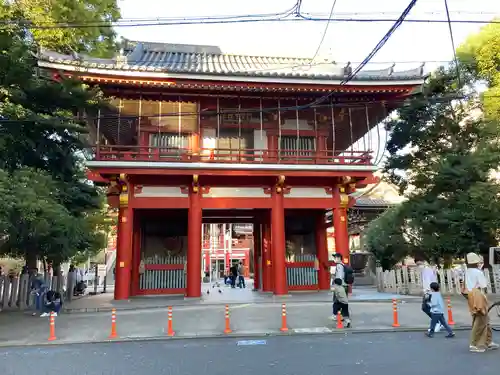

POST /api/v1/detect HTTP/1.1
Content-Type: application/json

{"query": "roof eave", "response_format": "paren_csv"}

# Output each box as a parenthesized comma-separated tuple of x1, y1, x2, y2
(38, 60, 426, 87)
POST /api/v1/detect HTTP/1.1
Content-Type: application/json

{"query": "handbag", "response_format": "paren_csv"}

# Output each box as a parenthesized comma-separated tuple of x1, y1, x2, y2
(421, 292, 431, 310)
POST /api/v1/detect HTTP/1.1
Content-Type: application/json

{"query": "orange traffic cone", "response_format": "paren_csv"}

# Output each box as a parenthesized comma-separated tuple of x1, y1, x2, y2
(224, 305, 232, 334)
(336, 311, 343, 329)
(280, 303, 289, 332)
(447, 297, 455, 325)
(167, 306, 175, 336)
(392, 299, 400, 328)
(48, 312, 57, 341)
(109, 308, 118, 339)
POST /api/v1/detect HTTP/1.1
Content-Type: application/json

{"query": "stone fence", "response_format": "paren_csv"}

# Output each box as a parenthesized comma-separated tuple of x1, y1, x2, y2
(0, 273, 76, 312)
(375, 266, 500, 296)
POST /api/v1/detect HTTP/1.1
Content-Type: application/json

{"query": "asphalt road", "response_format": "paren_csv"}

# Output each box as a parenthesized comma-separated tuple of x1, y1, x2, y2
(1, 332, 498, 375)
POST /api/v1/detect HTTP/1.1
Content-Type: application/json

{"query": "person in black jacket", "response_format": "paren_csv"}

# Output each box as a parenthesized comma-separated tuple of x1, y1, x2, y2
(230, 265, 238, 288)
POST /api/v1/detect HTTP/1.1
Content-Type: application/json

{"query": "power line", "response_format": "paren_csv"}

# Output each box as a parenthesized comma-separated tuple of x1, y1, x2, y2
(11, 9, 495, 25)
(17, 0, 424, 123)
(309, 0, 338, 64)
(3, 15, 499, 30)
(443, 0, 462, 87)
(293, 0, 419, 111)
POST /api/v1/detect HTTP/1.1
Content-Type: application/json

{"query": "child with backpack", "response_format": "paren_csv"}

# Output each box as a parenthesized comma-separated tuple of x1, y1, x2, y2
(331, 278, 351, 327)
(425, 282, 455, 338)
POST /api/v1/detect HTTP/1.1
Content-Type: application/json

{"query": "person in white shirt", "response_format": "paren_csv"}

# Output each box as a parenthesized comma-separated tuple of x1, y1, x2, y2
(330, 253, 344, 286)
(465, 253, 487, 292)
(421, 262, 437, 292)
(464, 252, 498, 352)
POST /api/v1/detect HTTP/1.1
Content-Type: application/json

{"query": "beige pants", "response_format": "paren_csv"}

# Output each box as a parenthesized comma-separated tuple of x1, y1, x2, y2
(470, 314, 492, 348)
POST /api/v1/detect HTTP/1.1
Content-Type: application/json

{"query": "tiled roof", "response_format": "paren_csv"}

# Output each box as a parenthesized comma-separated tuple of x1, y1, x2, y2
(354, 197, 393, 207)
(38, 40, 426, 82)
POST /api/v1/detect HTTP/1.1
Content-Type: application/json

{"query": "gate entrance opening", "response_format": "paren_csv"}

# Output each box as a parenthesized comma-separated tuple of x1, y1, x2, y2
(131, 208, 336, 299)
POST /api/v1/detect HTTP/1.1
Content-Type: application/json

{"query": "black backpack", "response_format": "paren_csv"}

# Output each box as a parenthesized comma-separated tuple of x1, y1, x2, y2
(343, 264, 354, 285)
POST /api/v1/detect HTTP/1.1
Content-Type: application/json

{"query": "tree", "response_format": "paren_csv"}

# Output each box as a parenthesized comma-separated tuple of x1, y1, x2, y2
(457, 22, 500, 121)
(364, 204, 417, 270)
(0, 168, 105, 266)
(0, 4, 112, 267)
(380, 66, 500, 264)
(11, 0, 121, 57)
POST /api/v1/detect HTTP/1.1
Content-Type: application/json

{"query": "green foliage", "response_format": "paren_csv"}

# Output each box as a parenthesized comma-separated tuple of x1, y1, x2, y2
(11, 0, 121, 57)
(364, 204, 416, 270)
(0, 168, 105, 264)
(457, 21, 500, 121)
(0, 3, 115, 265)
(372, 65, 500, 265)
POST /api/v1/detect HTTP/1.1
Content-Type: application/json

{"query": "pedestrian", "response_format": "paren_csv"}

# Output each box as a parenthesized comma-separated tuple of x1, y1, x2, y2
(331, 278, 351, 327)
(425, 282, 454, 338)
(40, 290, 62, 317)
(331, 254, 344, 287)
(330, 253, 354, 294)
(230, 264, 238, 288)
(464, 252, 499, 353)
(417, 260, 441, 333)
(30, 268, 47, 316)
(237, 262, 246, 288)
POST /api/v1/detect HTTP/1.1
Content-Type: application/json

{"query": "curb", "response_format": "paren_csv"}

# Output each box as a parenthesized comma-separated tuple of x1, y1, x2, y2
(63, 298, 422, 314)
(0, 325, 473, 349)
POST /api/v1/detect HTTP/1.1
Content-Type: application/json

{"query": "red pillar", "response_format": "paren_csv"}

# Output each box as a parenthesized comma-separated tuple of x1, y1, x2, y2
(315, 213, 330, 290)
(333, 207, 350, 264)
(225, 250, 230, 273)
(271, 189, 287, 295)
(115, 186, 133, 301)
(130, 213, 141, 296)
(252, 223, 261, 290)
(262, 222, 272, 292)
(186, 187, 202, 298)
(204, 250, 210, 273)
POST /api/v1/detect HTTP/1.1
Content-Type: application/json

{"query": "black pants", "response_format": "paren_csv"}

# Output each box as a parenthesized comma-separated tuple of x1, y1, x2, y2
(231, 275, 237, 287)
(429, 313, 453, 335)
(238, 275, 245, 288)
(333, 301, 349, 318)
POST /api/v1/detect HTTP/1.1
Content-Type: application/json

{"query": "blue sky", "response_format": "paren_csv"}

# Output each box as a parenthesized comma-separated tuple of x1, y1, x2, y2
(116, 0, 499, 73)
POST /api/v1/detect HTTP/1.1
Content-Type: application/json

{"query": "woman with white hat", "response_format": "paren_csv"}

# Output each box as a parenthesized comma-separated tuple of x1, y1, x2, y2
(464, 252, 498, 353)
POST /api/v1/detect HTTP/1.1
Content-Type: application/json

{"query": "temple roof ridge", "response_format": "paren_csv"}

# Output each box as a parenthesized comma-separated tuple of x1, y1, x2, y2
(38, 40, 427, 83)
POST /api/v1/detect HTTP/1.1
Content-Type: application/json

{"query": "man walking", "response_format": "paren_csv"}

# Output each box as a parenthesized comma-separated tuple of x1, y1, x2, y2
(237, 262, 246, 288)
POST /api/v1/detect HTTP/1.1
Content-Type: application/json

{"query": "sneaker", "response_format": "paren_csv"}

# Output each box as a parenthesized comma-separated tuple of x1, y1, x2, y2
(52, 312, 58, 317)
(488, 342, 499, 350)
(40, 313, 49, 317)
(470, 346, 486, 353)
(425, 332, 434, 338)
(445, 333, 455, 338)
(330, 315, 337, 321)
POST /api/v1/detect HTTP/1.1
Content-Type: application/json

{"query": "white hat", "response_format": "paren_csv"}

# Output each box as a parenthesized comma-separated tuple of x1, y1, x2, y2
(466, 252, 481, 264)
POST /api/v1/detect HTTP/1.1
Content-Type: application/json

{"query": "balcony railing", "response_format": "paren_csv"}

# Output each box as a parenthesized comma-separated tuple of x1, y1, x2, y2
(90, 145, 373, 166)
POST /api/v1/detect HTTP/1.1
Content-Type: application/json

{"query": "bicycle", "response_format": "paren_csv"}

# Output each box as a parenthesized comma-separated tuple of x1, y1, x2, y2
(489, 302, 500, 331)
